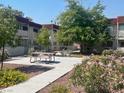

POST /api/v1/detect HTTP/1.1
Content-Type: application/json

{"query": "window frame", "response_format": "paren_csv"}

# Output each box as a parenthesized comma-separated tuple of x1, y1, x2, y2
(119, 24, 124, 31)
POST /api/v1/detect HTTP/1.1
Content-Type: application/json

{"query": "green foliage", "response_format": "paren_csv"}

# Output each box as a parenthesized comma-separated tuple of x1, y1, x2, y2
(58, 0, 93, 44)
(0, 5, 19, 70)
(0, 4, 24, 17)
(102, 49, 114, 56)
(57, 0, 111, 53)
(71, 55, 124, 93)
(50, 84, 71, 93)
(0, 69, 27, 87)
(36, 28, 50, 49)
(118, 65, 124, 73)
(0, 50, 8, 61)
(113, 50, 124, 57)
(55, 31, 64, 44)
(0, 6, 19, 47)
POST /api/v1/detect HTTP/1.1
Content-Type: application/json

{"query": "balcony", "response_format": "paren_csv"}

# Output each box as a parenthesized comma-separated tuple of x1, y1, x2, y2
(118, 31, 124, 39)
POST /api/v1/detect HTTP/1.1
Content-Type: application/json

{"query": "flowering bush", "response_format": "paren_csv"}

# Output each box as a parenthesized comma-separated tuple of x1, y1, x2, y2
(102, 49, 114, 56)
(102, 49, 124, 58)
(71, 55, 124, 93)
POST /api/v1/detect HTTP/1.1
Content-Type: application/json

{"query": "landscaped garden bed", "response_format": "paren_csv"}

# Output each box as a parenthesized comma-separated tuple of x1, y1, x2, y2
(37, 50, 124, 93)
(0, 63, 53, 89)
(3, 63, 53, 78)
(37, 70, 86, 93)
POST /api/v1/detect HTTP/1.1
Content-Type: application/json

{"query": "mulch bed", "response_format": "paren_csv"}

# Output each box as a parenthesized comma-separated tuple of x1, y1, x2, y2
(2, 63, 53, 78)
(37, 70, 86, 93)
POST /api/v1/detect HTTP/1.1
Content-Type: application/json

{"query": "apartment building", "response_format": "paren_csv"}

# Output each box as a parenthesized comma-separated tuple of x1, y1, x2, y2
(7, 16, 59, 56)
(109, 16, 124, 51)
(7, 16, 42, 56)
(8, 15, 124, 56)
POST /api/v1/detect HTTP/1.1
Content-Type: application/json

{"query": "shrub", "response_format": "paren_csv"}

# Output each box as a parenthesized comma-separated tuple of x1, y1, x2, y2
(113, 50, 124, 57)
(102, 49, 113, 56)
(71, 55, 124, 93)
(102, 49, 124, 57)
(0, 69, 28, 87)
(50, 84, 71, 93)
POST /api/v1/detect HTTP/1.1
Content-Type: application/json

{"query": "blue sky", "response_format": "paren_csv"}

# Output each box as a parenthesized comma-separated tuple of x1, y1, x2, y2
(1, 0, 123, 24)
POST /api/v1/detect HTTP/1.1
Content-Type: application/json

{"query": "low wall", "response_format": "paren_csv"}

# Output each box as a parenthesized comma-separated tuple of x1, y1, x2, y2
(6, 46, 28, 56)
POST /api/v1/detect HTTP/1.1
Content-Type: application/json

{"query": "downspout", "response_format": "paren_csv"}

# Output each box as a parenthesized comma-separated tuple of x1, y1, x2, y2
(116, 17, 119, 49)
(28, 20, 31, 54)
(51, 24, 54, 51)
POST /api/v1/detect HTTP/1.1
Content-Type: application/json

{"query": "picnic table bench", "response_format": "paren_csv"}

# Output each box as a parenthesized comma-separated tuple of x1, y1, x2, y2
(30, 52, 55, 63)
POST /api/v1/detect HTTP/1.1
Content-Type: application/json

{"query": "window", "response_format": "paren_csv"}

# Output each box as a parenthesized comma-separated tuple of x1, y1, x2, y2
(18, 24, 22, 30)
(120, 41, 124, 47)
(119, 24, 124, 31)
(22, 25, 28, 31)
(106, 41, 113, 47)
(20, 39, 28, 46)
(33, 28, 38, 33)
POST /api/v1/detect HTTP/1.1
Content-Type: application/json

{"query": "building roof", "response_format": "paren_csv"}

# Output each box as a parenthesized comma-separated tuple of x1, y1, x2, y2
(16, 16, 60, 30)
(16, 16, 42, 28)
(117, 16, 124, 23)
(109, 16, 124, 25)
(109, 18, 117, 25)
(42, 24, 59, 30)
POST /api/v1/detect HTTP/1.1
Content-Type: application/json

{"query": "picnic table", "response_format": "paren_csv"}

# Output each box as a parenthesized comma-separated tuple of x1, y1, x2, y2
(30, 52, 55, 63)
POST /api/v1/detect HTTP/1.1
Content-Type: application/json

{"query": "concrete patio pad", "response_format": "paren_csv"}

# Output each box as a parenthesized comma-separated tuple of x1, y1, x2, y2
(0, 57, 82, 93)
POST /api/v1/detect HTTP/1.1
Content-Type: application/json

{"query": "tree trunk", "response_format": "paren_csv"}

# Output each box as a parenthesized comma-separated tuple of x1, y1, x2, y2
(0, 44, 5, 70)
(80, 43, 84, 54)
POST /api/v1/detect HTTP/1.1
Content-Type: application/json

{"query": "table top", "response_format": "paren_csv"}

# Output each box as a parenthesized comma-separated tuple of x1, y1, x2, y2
(31, 52, 55, 55)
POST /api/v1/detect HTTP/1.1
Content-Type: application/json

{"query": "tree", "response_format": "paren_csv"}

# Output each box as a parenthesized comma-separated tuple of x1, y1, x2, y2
(36, 28, 50, 50)
(0, 6, 19, 70)
(57, 0, 111, 54)
(56, 30, 73, 46)
(12, 9, 24, 17)
(0, 4, 24, 17)
(88, 0, 112, 53)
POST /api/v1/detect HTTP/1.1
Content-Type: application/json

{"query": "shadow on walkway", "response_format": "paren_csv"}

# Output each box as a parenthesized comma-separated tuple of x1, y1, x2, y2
(37, 61, 60, 64)
(16, 65, 53, 74)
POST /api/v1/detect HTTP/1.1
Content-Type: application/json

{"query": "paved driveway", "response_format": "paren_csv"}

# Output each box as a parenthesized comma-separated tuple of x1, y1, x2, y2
(1, 56, 82, 93)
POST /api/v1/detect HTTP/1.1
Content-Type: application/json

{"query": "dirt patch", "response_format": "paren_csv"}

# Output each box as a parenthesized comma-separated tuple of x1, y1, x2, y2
(37, 70, 86, 93)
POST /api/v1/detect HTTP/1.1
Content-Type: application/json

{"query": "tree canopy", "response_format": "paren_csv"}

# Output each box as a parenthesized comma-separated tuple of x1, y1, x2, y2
(57, 0, 111, 53)
(36, 28, 50, 49)
(0, 5, 19, 70)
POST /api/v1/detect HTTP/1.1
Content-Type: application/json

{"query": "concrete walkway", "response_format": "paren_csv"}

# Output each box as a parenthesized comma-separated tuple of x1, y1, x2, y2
(0, 57, 82, 93)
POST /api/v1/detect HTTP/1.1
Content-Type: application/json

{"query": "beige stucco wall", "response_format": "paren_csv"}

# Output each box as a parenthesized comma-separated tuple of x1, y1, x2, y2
(118, 31, 124, 39)
(6, 46, 27, 56)
(7, 25, 39, 56)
